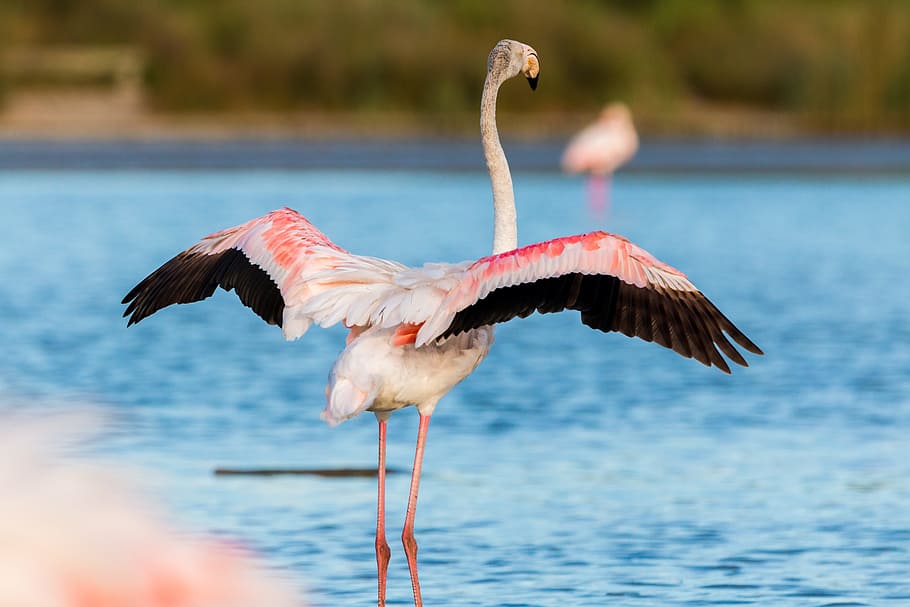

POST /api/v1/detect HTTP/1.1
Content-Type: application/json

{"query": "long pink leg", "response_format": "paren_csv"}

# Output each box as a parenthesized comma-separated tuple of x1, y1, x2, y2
(402, 414, 431, 607)
(376, 418, 391, 607)
(604, 172, 613, 219)
(587, 173, 605, 217)
(587, 173, 612, 220)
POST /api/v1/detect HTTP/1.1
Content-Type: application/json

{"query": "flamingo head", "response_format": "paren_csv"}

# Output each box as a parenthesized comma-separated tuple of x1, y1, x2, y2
(489, 39, 540, 90)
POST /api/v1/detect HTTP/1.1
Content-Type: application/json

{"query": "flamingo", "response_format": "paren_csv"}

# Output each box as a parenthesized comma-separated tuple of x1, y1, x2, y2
(561, 102, 639, 218)
(122, 40, 761, 607)
(0, 412, 300, 607)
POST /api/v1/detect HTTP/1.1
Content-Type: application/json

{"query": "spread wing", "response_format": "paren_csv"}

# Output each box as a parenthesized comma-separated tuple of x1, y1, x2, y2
(122, 207, 406, 340)
(416, 231, 762, 373)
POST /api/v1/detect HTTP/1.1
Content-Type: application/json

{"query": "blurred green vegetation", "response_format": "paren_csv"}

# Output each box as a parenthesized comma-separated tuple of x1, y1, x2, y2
(2, 0, 910, 134)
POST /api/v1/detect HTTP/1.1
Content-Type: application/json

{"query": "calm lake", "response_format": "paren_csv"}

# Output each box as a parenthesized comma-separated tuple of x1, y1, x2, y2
(1, 158, 909, 606)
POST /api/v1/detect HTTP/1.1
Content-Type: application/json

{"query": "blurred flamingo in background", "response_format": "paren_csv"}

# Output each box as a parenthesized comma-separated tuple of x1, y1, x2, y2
(562, 102, 639, 218)
(0, 410, 301, 607)
(122, 40, 760, 607)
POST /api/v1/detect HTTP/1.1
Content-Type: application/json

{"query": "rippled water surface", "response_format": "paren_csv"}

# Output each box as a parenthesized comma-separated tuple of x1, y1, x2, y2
(2, 168, 909, 606)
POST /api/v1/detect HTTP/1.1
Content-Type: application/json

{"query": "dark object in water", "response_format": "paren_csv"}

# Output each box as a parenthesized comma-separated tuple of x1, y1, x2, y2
(213, 467, 399, 478)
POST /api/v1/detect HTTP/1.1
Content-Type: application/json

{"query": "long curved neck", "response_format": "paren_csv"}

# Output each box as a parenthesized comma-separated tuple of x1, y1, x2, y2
(481, 70, 517, 254)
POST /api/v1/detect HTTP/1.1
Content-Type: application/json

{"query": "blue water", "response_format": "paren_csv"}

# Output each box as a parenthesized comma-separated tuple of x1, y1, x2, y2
(2, 168, 909, 606)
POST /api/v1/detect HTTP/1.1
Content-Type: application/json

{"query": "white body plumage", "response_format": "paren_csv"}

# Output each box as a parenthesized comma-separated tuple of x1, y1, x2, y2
(324, 325, 493, 426)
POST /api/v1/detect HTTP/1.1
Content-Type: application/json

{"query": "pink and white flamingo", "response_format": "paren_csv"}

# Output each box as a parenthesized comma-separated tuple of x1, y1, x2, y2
(122, 40, 761, 607)
(0, 412, 300, 607)
(561, 102, 639, 218)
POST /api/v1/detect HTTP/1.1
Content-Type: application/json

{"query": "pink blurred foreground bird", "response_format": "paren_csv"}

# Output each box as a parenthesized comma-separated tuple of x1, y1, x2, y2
(123, 40, 761, 607)
(0, 411, 300, 607)
(562, 102, 639, 217)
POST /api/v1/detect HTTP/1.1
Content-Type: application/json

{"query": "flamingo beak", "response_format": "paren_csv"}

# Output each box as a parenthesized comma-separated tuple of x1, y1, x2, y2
(524, 53, 540, 91)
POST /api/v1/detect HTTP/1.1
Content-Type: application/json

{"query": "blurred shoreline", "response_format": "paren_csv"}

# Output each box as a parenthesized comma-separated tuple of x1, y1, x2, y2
(2, 134, 909, 174)
(0, 99, 806, 141)
(3, 89, 908, 174)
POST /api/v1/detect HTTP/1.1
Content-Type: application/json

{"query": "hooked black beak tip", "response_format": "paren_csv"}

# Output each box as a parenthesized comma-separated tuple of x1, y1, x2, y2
(527, 75, 538, 91)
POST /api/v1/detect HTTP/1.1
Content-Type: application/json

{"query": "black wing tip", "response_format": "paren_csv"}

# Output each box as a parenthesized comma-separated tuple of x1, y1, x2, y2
(713, 332, 763, 374)
(726, 325, 763, 357)
(123, 307, 144, 327)
(745, 342, 764, 356)
(119, 248, 286, 330)
(712, 330, 763, 373)
(121, 284, 142, 305)
(714, 354, 732, 374)
(121, 289, 144, 325)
